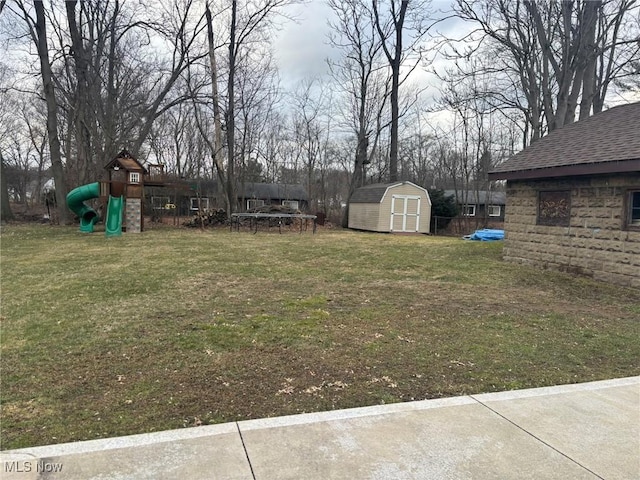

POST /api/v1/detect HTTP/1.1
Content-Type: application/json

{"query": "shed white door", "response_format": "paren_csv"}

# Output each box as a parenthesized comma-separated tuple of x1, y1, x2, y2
(390, 195, 421, 232)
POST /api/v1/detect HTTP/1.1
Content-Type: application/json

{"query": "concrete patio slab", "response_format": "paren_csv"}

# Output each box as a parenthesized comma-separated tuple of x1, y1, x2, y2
(1, 423, 252, 480)
(473, 377, 640, 480)
(239, 397, 595, 480)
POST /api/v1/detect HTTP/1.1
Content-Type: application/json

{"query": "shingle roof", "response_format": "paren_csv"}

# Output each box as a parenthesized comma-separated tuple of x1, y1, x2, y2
(239, 183, 308, 201)
(104, 149, 147, 173)
(443, 190, 506, 205)
(350, 181, 430, 203)
(490, 102, 640, 179)
(350, 183, 398, 203)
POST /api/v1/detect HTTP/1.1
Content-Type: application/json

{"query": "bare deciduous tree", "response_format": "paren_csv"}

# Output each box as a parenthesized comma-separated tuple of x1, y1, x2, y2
(328, 0, 390, 225)
(372, 0, 433, 181)
(60, 0, 208, 184)
(290, 80, 327, 211)
(204, 0, 296, 214)
(14, 1, 70, 223)
(450, 0, 640, 143)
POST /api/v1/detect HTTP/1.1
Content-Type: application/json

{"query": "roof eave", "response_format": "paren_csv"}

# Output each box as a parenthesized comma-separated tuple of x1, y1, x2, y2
(489, 159, 640, 181)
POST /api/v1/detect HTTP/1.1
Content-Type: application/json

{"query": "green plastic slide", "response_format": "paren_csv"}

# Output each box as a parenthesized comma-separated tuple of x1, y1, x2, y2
(105, 195, 124, 237)
(66, 182, 101, 233)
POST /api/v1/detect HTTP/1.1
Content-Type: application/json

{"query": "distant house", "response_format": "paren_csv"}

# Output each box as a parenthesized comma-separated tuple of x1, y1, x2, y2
(443, 190, 506, 221)
(238, 182, 308, 212)
(489, 102, 640, 288)
(147, 181, 309, 216)
(348, 181, 431, 233)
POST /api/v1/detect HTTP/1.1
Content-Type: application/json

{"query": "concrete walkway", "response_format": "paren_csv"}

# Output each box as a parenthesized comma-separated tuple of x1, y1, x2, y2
(2, 377, 638, 480)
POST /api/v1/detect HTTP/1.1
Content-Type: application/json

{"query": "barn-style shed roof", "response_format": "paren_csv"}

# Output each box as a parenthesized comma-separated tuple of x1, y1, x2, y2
(489, 102, 640, 181)
(350, 181, 427, 204)
(350, 183, 396, 203)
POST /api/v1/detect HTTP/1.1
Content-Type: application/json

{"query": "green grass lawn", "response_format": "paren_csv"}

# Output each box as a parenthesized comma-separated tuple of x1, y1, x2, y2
(1, 224, 639, 449)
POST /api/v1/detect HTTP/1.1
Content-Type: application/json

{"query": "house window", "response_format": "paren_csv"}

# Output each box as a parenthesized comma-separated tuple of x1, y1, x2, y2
(151, 196, 170, 209)
(538, 190, 571, 226)
(282, 200, 299, 210)
(129, 172, 140, 184)
(488, 205, 501, 217)
(190, 197, 209, 211)
(246, 199, 265, 210)
(628, 190, 640, 228)
(462, 205, 476, 217)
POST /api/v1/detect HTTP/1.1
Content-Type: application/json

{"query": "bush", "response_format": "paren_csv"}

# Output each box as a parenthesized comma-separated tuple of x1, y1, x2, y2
(429, 188, 459, 232)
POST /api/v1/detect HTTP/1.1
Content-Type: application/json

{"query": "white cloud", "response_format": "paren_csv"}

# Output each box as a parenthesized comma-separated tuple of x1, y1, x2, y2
(272, 1, 337, 88)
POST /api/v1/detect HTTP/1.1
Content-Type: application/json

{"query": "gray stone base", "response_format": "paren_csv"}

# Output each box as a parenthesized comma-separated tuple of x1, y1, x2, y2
(125, 198, 142, 233)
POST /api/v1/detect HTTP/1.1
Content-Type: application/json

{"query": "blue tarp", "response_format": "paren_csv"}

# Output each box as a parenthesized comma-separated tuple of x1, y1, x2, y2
(463, 229, 505, 241)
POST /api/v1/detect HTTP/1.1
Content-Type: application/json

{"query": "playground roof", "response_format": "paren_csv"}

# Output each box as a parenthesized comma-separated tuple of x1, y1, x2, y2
(105, 149, 147, 173)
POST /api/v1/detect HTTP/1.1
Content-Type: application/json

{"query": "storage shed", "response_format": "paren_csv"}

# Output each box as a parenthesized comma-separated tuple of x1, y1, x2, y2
(348, 181, 431, 233)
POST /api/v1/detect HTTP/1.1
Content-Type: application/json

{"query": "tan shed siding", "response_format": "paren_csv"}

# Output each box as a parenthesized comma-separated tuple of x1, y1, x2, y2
(504, 173, 640, 287)
(380, 191, 394, 231)
(349, 203, 383, 231)
(421, 196, 431, 234)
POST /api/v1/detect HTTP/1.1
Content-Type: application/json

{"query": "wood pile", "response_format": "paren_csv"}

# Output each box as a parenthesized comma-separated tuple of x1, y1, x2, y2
(183, 209, 228, 228)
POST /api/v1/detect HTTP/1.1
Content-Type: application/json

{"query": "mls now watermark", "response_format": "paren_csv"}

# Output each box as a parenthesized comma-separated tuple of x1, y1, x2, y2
(4, 460, 64, 473)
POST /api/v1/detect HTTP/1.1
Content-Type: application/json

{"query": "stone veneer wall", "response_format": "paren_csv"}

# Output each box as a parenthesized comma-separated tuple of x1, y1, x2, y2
(504, 173, 640, 288)
(125, 198, 142, 233)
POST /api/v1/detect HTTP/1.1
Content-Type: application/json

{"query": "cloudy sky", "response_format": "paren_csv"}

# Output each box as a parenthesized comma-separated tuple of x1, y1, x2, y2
(272, 0, 464, 91)
(271, 0, 639, 112)
(272, 1, 337, 85)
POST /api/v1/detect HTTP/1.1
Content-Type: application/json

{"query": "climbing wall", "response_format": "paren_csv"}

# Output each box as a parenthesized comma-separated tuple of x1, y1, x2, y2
(125, 198, 142, 233)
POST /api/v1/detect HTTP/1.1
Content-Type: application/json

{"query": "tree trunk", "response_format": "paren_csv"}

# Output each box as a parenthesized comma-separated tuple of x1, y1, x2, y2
(389, 66, 399, 182)
(578, 1, 601, 120)
(34, 2, 70, 224)
(372, 0, 408, 183)
(342, 133, 368, 227)
(102, 0, 120, 166)
(389, 0, 408, 183)
(205, 2, 228, 210)
(66, 1, 94, 186)
(225, 0, 238, 215)
(1, 154, 14, 222)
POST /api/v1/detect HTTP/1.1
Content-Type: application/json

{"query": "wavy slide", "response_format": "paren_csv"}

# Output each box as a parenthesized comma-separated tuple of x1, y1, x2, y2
(104, 195, 123, 237)
(66, 183, 124, 236)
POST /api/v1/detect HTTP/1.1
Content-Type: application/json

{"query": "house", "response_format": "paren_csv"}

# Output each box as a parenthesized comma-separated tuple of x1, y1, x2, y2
(238, 182, 308, 212)
(147, 181, 309, 216)
(348, 181, 431, 233)
(489, 102, 640, 287)
(443, 190, 506, 221)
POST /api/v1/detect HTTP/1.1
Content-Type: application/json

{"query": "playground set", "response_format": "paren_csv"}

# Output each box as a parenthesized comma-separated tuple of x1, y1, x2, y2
(66, 149, 316, 235)
(66, 150, 167, 236)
